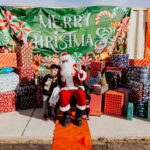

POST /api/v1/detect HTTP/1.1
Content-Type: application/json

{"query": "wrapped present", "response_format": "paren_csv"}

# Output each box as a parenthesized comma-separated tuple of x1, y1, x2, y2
(134, 98, 149, 118)
(105, 70, 124, 89)
(0, 91, 16, 113)
(128, 81, 143, 102)
(142, 82, 150, 98)
(89, 94, 102, 116)
(18, 67, 34, 86)
(110, 54, 129, 67)
(0, 53, 17, 68)
(16, 85, 36, 97)
(90, 61, 105, 72)
(117, 88, 129, 114)
(17, 95, 36, 110)
(17, 44, 33, 67)
(127, 102, 134, 120)
(148, 100, 150, 120)
(106, 66, 127, 71)
(93, 85, 109, 95)
(0, 72, 19, 92)
(104, 90, 124, 117)
(129, 59, 150, 66)
(127, 66, 150, 83)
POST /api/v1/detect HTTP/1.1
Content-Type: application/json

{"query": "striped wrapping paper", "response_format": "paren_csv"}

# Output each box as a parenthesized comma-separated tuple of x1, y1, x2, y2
(127, 66, 150, 83)
(0, 72, 19, 92)
(18, 67, 34, 86)
(0, 91, 16, 113)
(104, 90, 124, 117)
(0, 53, 17, 68)
(129, 59, 150, 66)
(134, 97, 150, 118)
(17, 44, 33, 67)
(128, 80, 143, 102)
(110, 54, 129, 67)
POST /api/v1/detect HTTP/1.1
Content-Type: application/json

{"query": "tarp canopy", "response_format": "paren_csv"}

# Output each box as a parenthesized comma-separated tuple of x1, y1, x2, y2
(0, 0, 150, 8)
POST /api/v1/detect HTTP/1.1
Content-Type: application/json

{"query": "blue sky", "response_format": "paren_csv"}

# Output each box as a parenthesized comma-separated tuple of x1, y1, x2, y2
(0, 0, 150, 8)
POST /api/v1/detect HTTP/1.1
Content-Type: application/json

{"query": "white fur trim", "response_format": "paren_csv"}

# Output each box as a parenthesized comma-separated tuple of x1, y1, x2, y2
(61, 86, 78, 91)
(60, 105, 70, 112)
(78, 86, 85, 91)
(60, 55, 71, 61)
(78, 70, 87, 81)
(76, 104, 86, 110)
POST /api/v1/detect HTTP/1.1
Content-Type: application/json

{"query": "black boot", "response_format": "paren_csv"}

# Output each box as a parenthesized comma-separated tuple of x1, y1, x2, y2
(62, 111, 70, 127)
(75, 108, 83, 126)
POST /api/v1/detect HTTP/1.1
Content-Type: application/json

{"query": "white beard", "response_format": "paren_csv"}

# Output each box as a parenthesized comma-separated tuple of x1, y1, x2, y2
(61, 61, 75, 81)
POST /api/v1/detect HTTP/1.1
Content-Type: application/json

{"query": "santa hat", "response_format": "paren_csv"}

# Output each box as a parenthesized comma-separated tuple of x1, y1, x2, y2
(60, 52, 71, 61)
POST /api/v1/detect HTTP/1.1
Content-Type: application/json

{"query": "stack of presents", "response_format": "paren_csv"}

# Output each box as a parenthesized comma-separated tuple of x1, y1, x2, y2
(0, 45, 150, 122)
(0, 44, 36, 112)
(89, 54, 150, 121)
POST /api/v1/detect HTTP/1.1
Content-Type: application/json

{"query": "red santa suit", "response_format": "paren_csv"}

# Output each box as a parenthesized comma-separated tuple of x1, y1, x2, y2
(59, 52, 87, 112)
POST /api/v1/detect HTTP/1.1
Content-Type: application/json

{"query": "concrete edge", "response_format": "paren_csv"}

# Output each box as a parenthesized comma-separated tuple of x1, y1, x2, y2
(0, 136, 150, 145)
(0, 137, 52, 144)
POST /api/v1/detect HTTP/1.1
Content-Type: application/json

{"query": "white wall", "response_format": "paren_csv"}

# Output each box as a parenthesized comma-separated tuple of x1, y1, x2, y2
(127, 8, 147, 58)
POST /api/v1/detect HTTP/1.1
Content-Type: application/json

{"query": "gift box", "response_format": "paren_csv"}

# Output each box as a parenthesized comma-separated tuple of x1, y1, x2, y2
(127, 66, 150, 83)
(90, 61, 105, 72)
(110, 54, 129, 67)
(117, 88, 129, 114)
(128, 81, 143, 102)
(17, 44, 33, 67)
(18, 67, 34, 86)
(104, 90, 124, 116)
(106, 66, 127, 71)
(127, 102, 134, 120)
(0, 72, 19, 92)
(134, 98, 149, 118)
(105, 70, 123, 89)
(0, 53, 17, 68)
(0, 91, 16, 113)
(129, 59, 150, 66)
(93, 85, 109, 95)
(89, 94, 102, 116)
(16, 85, 36, 97)
(17, 95, 36, 110)
(142, 82, 150, 98)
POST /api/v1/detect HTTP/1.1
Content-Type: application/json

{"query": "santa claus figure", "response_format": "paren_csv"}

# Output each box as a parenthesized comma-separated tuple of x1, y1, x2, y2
(59, 52, 87, 126)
